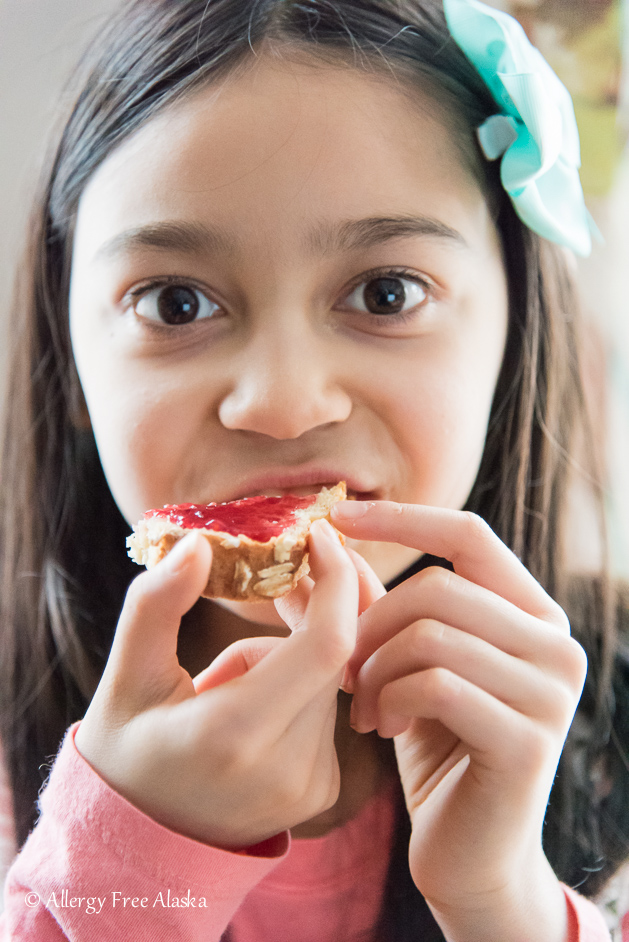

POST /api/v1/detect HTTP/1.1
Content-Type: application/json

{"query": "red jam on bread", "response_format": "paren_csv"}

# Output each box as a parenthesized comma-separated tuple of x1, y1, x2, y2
(127, 482, 346, 601)
(144, 494, 320, 543)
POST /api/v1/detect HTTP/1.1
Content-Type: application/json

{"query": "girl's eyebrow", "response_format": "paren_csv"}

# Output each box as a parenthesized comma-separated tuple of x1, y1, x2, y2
(92, 221, 237, 264)
(308, 215, 467, 253)
(91, 214, 466, 265)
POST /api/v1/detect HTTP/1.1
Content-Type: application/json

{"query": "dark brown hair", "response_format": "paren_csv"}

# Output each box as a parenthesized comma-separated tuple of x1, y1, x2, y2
(1, 1, 627, 937)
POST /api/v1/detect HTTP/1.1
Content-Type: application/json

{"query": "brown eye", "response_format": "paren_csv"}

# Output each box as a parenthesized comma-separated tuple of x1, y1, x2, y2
(134, 284, 219, 325)
(364, 277, 406, 314)
(344, 275, 427, 316)
(157, 285, 198, 324)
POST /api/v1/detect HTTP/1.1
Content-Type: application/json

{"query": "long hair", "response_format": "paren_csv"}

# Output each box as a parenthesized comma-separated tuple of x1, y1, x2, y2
(0, 1, 627, 938)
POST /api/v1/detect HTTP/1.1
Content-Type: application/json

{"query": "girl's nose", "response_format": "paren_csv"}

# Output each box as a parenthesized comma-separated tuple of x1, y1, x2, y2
(217, 337, 353, 440)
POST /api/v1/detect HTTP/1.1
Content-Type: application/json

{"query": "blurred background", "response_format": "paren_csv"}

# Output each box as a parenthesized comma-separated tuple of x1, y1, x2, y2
(0, 0, 627, 574)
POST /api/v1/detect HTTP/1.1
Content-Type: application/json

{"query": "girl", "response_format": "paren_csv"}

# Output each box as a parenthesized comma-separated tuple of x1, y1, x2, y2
(1, 0, 628, 938)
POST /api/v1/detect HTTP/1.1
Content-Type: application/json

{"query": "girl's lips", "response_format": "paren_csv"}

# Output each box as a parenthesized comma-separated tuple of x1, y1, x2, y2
(240, 485, 378, 500)
(220, 470, 380, 504)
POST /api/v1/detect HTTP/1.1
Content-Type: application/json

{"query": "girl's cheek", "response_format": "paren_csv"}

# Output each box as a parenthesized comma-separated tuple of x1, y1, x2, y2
(394, 359, 499, 510)
(81, 368, 207, 524)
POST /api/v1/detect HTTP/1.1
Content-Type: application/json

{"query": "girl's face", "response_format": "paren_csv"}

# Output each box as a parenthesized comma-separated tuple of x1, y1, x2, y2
(70, 54, 508, 610)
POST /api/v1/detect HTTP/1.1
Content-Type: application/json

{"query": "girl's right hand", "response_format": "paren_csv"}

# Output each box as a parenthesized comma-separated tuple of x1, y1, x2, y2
(74, 519, 359, 850)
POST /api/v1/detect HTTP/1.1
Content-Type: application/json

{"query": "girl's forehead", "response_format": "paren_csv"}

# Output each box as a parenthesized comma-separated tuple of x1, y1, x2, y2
(74, 55, 496, 265)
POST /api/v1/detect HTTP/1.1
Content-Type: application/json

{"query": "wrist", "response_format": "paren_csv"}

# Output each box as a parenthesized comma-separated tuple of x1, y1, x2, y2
(426, 855, 570, 942)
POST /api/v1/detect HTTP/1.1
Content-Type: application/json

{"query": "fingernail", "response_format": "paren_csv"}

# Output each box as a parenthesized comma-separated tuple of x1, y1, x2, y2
(312, 518, 340, 543)
(340, 664, 355, 694)
(349, 699, 376, 734)
(377, 713, 410, 739)
(331, 501, 374, 519)
(165, 532, 201, 572)
(349, 700, 357, 729)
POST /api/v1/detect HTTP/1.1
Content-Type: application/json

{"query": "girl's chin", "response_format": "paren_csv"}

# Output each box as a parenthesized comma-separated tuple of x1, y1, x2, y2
(212, 596, 289, 628)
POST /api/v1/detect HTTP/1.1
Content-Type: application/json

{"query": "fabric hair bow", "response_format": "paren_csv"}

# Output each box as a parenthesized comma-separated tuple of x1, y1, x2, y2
(443, 0, 594, 256)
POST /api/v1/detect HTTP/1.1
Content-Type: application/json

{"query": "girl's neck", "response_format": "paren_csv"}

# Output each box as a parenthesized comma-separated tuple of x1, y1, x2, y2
(177, 599, 396, 839)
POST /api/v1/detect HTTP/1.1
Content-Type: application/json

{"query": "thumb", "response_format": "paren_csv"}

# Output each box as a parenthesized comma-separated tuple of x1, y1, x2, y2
(108, 531, 212, 683)
(193, 635, 284, 694)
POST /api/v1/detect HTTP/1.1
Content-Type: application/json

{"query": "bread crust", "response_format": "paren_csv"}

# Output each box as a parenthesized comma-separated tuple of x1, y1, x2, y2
(127, 482, 346, 601)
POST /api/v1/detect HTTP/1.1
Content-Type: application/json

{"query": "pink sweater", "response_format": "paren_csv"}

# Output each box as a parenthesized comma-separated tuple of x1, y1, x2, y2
(0, 724, 622, 941)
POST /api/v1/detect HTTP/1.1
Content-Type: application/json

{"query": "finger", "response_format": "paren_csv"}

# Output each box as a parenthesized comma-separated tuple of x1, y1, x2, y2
(377, 669, 540, 775)
(340, 548, 386, 692)
(109, 532, 212, 680)
(348, 566, 572, 678)
(275, 575, 314, 632)
(193, 635, 284, 693)
(331, 501, 566, 627)
(282, 547, 384, 693)
(275, 683, 341, 801)
(231, 519, 359, 735)
(351, 619, 571, 734)
(345, 547, 387, 616)
(276, 545, 382, 635)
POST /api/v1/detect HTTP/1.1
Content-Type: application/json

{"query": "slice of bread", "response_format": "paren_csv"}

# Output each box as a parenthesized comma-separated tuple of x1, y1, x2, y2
(127, 482, 346, 601)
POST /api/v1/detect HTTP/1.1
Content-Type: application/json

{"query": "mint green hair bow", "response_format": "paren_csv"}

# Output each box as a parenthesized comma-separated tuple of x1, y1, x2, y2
(443, 0, 593, 256)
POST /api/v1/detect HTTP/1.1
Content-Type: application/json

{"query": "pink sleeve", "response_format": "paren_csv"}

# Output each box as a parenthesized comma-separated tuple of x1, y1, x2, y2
(1, 723, 289, 941)
(563, 885, 613, 942)
(0, 725, 624, 942)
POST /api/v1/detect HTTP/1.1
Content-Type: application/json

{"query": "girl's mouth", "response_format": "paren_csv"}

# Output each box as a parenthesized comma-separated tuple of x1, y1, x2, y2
(239, 485, 377, 501)
(221, 471, 380, 505)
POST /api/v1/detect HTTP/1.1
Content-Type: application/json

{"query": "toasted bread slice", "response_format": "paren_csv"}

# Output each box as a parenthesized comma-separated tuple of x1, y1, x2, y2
(127, 482, 346, 600)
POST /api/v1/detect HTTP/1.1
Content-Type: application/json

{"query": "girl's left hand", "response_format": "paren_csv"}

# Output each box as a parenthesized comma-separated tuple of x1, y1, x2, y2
(331, 500, 588, 942)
